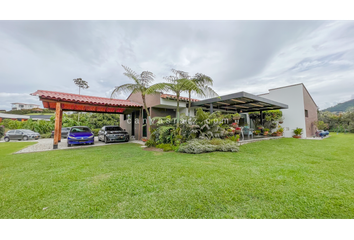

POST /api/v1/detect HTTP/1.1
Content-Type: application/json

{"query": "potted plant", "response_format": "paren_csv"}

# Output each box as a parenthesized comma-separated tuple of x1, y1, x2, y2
(293, 128, 303, 138)
(235, 127, 241, 134)
(263, 128, 269, 136)
(257, 125, 263, 130)
(232, 113, 241, 120)
(231, 122, 238, 128)
(142, 137, 148, 142)
(276, 126, 284, 136)
(279, 117, 284, 124)
(254, 130, 261, 135)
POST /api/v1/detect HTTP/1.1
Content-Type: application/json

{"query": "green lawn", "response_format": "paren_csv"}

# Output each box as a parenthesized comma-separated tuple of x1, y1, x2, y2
(1, 134, 354, 219)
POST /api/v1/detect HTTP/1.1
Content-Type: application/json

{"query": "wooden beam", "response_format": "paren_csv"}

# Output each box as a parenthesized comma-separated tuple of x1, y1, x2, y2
(53, 102, 61, 149)
(231, 99, 245, 103)
(58, 109, 63, 142)
(40, 98, 141, 111)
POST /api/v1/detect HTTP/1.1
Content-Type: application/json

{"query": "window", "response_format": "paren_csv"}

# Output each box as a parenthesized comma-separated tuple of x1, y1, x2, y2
(70, 127, 91, 133)
(305, 110, 308, 117)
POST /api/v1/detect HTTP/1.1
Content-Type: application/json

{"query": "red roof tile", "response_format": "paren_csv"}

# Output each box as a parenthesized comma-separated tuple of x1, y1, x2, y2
(161, 93, 199, 102)
(31, 90, 142, 108)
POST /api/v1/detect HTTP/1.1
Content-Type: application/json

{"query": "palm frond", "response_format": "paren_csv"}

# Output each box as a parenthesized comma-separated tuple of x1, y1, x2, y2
(146, 82, 173, 95)
(111, 83, 139, 98)
(193, 73, 213, 86)
(122, 65, 141, 85)
(199, 85, 219, 98)
(140, 71, 155, 87)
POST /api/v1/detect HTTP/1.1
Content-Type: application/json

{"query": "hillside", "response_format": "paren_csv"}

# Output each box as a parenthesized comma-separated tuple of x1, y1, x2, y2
(322, 98, 354, 112)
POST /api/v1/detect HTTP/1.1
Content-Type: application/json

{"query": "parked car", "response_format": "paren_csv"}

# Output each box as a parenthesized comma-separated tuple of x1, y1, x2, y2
(98, 125, 129, 143)
(4, 129, 40, 142)
(51, 127, 71, 138)
(67, 126, 94, 147)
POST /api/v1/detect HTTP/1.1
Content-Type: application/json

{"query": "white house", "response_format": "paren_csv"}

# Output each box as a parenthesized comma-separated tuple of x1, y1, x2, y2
(11, 103, 40, 110)
(259, 83, 318, 138)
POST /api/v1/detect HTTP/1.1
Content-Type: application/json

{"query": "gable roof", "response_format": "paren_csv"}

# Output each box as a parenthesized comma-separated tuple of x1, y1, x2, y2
(31, 90, 143, 107)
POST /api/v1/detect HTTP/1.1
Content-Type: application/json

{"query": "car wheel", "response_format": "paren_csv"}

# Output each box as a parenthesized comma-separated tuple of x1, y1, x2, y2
(4, 137, 10, 142)
(67, 143, 71, 147)
(125, 136, 129, 142)
(22, 136, 28, 141)
(104, 136, 108, 144)
(98, 136, 101, 141)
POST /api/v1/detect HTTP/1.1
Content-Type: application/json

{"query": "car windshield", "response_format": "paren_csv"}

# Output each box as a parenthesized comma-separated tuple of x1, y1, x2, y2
(106, 127, 122, 131)
(71, 127, 91, 133)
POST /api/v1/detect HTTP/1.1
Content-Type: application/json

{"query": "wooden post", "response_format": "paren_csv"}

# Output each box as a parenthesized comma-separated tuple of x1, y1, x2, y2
(210, 103, 213, 113)
(53, 102, 61, 149)
(58, 109, 63, 142)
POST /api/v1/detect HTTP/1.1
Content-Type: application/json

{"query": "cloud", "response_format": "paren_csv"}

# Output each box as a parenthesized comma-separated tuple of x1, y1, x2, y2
(0, 20, 354, 111)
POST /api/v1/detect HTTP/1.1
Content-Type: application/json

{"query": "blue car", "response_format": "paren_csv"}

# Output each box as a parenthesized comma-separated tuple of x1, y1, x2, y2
(67, 126, 95, 147)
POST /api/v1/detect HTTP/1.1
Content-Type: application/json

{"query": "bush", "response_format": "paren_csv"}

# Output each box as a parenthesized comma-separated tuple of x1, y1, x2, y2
(145, 139, 156, 148)
(178, 139, 239, 154)
(40, 132, 52, 138)
(91, 128, 100, 136)
(0, 125, 5, 139)
(156, 143, 176, 152)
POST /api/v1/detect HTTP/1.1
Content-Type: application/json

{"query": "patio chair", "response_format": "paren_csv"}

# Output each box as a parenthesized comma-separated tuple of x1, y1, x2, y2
(241, 126, 253, 140)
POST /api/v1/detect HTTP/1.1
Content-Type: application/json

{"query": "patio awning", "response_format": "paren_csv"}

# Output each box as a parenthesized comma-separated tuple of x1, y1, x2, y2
(191, 91, 288, 113)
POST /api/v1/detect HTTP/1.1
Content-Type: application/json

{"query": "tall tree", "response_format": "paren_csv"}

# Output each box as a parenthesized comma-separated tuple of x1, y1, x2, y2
(111, 65, 155, 122)
(73, 78, 89, 121)
(146, 69, 203, 129)
(73, 78, 89, 95)
(188, 73, 218, 117)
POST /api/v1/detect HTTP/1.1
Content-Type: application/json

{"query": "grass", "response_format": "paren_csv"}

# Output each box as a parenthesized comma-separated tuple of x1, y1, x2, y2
(1, 134, 354, 219)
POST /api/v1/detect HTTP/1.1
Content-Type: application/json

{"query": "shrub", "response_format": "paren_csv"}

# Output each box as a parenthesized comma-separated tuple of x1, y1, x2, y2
(145, 139, 156, 148)
(0, 125, 5, 139)
(40, 132, 52, 138)
(178, 139, 239, 154)
(156, 143, 174, 152)
(228, 135, 240, 142)
(91, 128, 100, 136)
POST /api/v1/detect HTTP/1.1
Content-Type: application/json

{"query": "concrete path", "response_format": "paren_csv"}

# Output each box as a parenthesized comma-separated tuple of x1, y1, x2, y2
(13, 137, 144, 154)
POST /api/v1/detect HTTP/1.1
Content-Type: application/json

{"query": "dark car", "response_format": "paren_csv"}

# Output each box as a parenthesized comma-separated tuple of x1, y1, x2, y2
(98, 126, 129, 143)
(67, 126, 94, 147)
(4, 129, 40, 142)
(51, 127, 71, 138)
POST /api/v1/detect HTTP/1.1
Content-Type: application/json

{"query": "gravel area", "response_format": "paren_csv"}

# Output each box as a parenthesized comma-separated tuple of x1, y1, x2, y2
(12, 137, 144, 154)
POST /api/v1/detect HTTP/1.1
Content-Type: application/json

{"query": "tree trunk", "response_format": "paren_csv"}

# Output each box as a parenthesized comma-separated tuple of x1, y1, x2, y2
(188, 90, 191, 117)
(142, 94, 151, 124)
(176, 93, 180, 129)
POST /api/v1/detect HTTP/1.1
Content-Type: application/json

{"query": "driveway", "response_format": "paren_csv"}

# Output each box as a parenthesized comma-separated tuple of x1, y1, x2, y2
(10, 137, 144, 154)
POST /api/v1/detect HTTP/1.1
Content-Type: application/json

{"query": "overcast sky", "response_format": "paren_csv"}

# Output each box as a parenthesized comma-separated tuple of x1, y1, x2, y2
(1, 20, 354, 110)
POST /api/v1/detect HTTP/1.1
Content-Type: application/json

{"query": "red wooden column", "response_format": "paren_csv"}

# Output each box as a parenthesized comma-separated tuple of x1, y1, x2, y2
(58, 109, 63, 142)
(53, 102, 62, 149)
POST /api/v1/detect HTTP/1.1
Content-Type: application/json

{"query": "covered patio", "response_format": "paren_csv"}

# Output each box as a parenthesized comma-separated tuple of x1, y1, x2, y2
(31, 90, 143, 149)
(192, 91, 289, 140)
(191, 91, 288, 113)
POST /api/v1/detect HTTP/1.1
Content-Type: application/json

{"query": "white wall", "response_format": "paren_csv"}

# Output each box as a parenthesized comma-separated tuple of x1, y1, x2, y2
(260, 84, 307, 138)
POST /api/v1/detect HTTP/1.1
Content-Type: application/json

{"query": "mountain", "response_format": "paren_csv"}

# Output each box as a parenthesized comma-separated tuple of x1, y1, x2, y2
(322, 98, 354, 112)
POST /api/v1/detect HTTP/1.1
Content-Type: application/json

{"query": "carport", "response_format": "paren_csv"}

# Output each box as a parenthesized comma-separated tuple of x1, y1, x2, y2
(31, 90, 143, 149)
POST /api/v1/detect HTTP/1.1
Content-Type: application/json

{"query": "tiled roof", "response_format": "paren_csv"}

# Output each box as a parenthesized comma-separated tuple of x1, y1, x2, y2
(31, 90, 142, 107)
(161, 93, 199, 102)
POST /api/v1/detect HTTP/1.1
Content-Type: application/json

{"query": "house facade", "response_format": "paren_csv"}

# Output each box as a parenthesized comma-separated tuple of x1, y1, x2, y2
(11, 103, 40, 110)
(259, 83, 318, 138)
(120, 83, 318, 140)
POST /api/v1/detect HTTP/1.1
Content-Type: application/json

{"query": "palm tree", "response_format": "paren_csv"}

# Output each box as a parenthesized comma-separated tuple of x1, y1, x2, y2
(146, 69, 203, 129)
(111, 65, 155, 121)
(188, 73, 218, 117)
